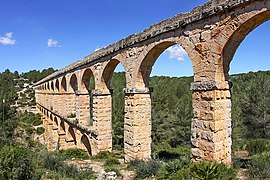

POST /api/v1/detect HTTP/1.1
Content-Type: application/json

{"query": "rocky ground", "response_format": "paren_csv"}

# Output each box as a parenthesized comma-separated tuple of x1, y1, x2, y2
(66, 159, 135, 180)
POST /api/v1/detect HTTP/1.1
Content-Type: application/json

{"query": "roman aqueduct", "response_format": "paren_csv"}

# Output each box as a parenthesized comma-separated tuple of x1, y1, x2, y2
(33, 0, 270, 164)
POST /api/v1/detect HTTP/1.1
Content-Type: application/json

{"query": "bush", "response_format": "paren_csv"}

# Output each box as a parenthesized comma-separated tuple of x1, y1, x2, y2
(129, 159, 162, 179)
(36, 127, 45, 135)
(78, 167, 95, 179)
(152, 144, 191, 162)
(246, 139, 270, 155)
(248, 152, 270, 179)
(32, 118, 42, 126)
(104, 166, 121, 177)
(57, 148, 89, 160)
(156, 156, 191, 179)
(59, 163, 79, 178)
(0, 145, 34, 180)
(25, 127, 34, 135)
(105, 157, 120, 166)
(43, 153, 63, 171)
(94, 151, 116, 160)
(190, 161, 237, 180)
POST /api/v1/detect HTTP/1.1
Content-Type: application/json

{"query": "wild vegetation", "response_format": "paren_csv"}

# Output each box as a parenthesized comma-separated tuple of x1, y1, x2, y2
(0, 69, 269, 179)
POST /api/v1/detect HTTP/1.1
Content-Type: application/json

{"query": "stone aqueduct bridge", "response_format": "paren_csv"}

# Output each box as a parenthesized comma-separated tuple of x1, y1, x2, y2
(33, 0, 270, 164)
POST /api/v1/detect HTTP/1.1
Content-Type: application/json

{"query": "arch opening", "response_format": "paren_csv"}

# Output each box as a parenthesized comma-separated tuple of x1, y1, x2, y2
(55, 79, 60, 92)
(60, 120, 66, 133)
(68, 126, 77, 145)
(221, 12, 270, 164)
(70, 74, 78, 92)
(61, 77, 67, 92)
(51, 81, 54, 91)
(102, 59, 126, 150)
(81, 68, 95, 92)
(136, 42, 194, 160)
(81, 135, 92, 156)
(81, 68, 95, 126)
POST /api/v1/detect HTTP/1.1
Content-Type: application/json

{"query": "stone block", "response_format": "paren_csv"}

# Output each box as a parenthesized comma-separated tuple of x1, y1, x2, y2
(201, 30, 211, 41)
(198, 140, 215, 152)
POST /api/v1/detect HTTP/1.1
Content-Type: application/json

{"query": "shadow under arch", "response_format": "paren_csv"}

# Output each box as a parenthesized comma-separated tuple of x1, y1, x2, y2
(67, 126, 77, 145)
(81, 134, 92, 156)
(51, 81, 54, 91)
(81, 68, 95, 92)
(70, 74, 78, 92)
(61, 76, 67, 92)
(54, 117, 59, 129)
(55, 79, 60, 92)
(60, 120, 66, 133)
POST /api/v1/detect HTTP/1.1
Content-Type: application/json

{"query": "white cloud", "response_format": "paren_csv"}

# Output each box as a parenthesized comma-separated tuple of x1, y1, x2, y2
(166, 45, 188, 61)
(48, 38, 61, 47)
(0, 32, 16, 45)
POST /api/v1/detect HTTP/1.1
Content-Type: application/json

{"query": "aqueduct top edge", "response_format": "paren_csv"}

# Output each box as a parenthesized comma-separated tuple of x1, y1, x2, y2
(34, 0, 256, 87)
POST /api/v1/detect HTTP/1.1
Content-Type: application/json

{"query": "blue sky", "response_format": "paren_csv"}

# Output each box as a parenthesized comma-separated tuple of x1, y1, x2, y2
(0, 0, 269, 77)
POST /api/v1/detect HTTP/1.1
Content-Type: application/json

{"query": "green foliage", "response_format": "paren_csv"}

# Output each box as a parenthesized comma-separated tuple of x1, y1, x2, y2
(246, 139, 270, 155)
(57, 148, 89, 160)
(67, 113, 76, 118)
(0, 145, 34, 180)
(150, 76, 193, 148)
(36, 127, 45, 135)
(152, 143, 191, 161)
(105, 157, 120, 166)
(19, 112, 42, 127)
(21, 68, 55, 83)
(43, 153, 63, 171)
(128, 159, 162, 179)
(190, 161, 237, 180)
(110, 72, 125, 149)
(156, 156, 191, 179)
(42, 152, 95, 179)
(94, 151, 116, 160)
(25, 127, 34, 135)
(248, 152, 270, 179)
(230, 71, 270, 141)
(104, 166, 121, 177)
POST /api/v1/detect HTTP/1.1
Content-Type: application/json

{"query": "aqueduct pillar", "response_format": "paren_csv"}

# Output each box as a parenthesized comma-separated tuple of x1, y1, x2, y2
(191, 81, 232, 164)
(124, 88, 152, 161)
(92, 90, 113, 155)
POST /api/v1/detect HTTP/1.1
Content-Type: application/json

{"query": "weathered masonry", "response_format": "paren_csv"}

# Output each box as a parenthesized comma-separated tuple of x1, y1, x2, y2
(33, 0, 270, 164)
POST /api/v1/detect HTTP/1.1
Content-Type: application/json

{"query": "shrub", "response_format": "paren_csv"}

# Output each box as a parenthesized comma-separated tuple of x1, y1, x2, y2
(190, 161, 237, 180)
(43, 153, 63, 171)
(129, 159, 162, 179)
(32, 118, 42, 126)
(78, 167, 95, 179)
(59, 163, 79, 178)
(94, 151, 116, 160)
(0, 145, 34, 180)
(152, 144, 191, 162)
(248, 152, 270, 179)
(25, 127, 34, 135)
(105, 157, 120, 166)
(246, 139, 270, 155)
(36, 127, 45, 135)
(104, 166, 121, 177)
(41, 152, 95, 179)
(156, 156, 191, 179)
(58, 148, 89, 160)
